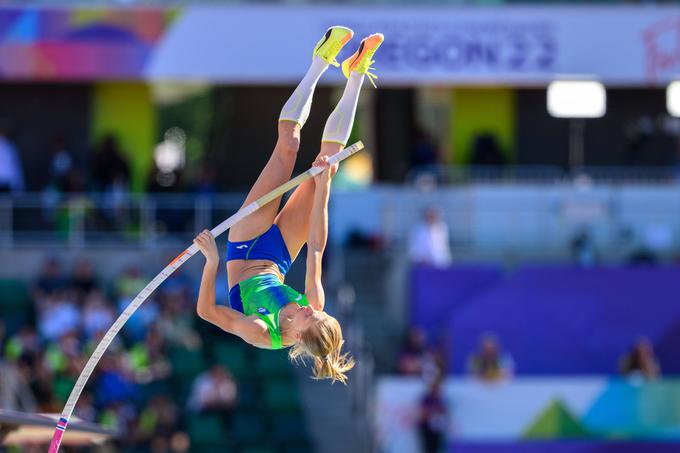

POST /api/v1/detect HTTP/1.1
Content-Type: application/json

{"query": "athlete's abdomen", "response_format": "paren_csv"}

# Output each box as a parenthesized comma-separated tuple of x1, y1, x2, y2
(227, 259, 284, 289)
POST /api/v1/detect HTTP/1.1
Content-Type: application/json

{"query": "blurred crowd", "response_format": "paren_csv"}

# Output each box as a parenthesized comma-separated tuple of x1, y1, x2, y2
(396, 327, 663, 383)
(0, 257, 238, 452)
(394, 324, 663, 453)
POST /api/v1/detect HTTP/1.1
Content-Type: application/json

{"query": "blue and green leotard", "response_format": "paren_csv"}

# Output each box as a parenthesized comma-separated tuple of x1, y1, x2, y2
(226, 224, 308, 349)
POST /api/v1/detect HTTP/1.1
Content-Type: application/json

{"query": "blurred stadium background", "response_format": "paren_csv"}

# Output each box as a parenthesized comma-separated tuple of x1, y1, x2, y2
(2, 1, 680, 453)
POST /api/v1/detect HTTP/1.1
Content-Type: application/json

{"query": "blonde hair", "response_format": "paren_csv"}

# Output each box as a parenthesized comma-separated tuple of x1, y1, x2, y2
(289, 313, 355, 384)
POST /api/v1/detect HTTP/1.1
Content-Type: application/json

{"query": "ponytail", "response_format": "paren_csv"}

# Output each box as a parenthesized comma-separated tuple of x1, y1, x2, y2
(289, 313, 355, 384)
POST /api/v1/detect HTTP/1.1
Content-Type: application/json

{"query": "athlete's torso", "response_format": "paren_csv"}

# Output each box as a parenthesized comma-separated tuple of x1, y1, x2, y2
(227, 259, 284, 289)
(237, 273, 309, 349)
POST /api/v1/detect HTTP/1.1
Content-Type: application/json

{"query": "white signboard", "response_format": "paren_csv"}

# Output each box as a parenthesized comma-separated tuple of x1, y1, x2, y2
(375, 377, 605, 452)
(148, 6, 680, 86)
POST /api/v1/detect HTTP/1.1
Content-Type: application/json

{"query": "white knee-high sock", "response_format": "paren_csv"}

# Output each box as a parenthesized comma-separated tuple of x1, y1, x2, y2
(321, 72, 365, 145)
(279, 56, 328, 127)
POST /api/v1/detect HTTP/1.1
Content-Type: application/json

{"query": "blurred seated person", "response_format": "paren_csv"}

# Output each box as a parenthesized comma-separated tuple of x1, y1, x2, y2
(37, 292, 80, 342)
(418, 374, 448, 453)
(188, 364, 237, 413)
(467, 334, 514, 382)
(0, 119, 25, 193)
(619, 337, 660, 381)
(33, 257, 67, 298)
(92, 134, 130, 192)
(46, 133, 74, 193)
(397, 327, 429, 376)
(408, 207, 452, 267)
(82, 292, 114, 340)
(397, 327, 445, 382)
(71, 259, 100, 302)
(411, 127, 438, 169)
(470, 133, 506, 166)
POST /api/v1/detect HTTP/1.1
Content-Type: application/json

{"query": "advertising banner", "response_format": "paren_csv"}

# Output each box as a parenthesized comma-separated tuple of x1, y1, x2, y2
(2, 6, 680, 85)
(376, 377, 680, 452)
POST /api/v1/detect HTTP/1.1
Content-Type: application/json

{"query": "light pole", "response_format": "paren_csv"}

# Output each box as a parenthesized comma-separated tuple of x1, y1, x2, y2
(547, 80, 607, 170)
(666, 81, 680, 117)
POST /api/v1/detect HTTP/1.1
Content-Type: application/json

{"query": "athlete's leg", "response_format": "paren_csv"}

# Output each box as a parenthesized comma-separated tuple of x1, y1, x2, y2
(277, 34, 384, 259)
(229, 27, 353, 242)
(229, 121, 301, 242)
(275, 75, 363, 259)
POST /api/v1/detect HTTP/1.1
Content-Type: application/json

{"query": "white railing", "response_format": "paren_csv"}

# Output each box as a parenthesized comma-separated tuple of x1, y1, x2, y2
(406, 165, 680, 186)
(0, 192, 245, 248)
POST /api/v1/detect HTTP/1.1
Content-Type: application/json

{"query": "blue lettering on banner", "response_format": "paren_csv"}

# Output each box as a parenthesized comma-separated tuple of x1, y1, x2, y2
(333, 20, 557, 74)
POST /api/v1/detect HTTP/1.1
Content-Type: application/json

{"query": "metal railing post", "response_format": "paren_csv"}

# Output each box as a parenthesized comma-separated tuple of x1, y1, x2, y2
(68, 200, 83, 248)
(195, 196, 211, 234)
(140, 196, 156, 248)
(0, 196, 13, 248)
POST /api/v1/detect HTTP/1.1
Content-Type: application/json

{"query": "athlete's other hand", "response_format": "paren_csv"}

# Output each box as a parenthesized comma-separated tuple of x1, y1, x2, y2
(313, 155, 337, 185)
(194, 229, 219, 265)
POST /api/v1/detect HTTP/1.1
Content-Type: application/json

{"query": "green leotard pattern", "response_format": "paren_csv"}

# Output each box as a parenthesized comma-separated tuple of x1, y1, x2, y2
(238, 274, 309, 349)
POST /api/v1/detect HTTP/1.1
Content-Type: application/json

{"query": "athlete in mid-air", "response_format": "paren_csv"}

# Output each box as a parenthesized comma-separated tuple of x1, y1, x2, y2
(193, 27, 383, 383)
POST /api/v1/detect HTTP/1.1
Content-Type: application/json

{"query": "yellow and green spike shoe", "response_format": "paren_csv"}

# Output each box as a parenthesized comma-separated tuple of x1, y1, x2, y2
(313, 26, 354, 67)
(341, 33, 384, 88)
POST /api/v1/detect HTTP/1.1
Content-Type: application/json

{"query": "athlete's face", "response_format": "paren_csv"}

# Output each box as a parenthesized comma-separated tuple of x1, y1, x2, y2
(292, 305, 325, 333)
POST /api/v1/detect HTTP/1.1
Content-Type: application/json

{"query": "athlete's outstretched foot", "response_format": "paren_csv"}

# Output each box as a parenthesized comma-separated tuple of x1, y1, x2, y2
(341, 33, 384, 87)
(313, 26, 354, 67)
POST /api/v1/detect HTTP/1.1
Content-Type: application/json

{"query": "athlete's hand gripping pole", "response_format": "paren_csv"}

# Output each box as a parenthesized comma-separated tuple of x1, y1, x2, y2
(48, 141, 364, 452)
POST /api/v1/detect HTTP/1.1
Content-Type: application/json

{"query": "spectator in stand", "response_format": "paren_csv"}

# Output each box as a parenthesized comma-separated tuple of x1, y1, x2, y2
(26, 352, 57, 412)
(0, 119, 25, 193)
(117, 266, 160, 342)
(159, 263, 195, 307)
(467, 333, 515, 382)
(99, 400, 138, 438)
(470, 132, 506, 166)
(0, 358, 37, 411)
(4, 326, 39, 362)
(133, 395, 182, 450)
(92, 134, 131, 191)
(44, 331, 81, 375)
(128, 327, 172, 385)
(70, 258, 99, 301)
(36, 291, 80, 342)
(46, 133, 74, 193)
(410, 127, 440, 178)
(117, 266, 146, 300)
(74, 391, 97, 423)
(397, 327, 429, 376)
(397, 327, 445, 383)
(92, 134, 132, 229)
(82, 291, 115, 340)
(418, 374, 448, 453)
(188, 364, 238, 414)
(96, 352, 138, 408)
(408, 207, 452, 267)
(619, 337, 661, 381)
(157, 293, 202, 351)
(32, 257, 67, 298)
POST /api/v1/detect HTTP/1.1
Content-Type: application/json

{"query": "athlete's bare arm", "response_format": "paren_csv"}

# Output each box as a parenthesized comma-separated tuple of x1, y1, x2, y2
(305, 157, 335, 311)
(194, 230, 270, 348)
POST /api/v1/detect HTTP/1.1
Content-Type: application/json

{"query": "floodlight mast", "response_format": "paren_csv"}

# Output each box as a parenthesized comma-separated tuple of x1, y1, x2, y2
(547, 80, 606, 170)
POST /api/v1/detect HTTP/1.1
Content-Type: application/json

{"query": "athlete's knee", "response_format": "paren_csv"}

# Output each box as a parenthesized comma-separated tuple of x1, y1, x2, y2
(276, 121, 300, 156)
(275, 130, 301, 159)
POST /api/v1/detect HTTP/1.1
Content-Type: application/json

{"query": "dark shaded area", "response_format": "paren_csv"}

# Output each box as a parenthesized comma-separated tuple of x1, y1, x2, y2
(375, 88, 415, 181)
(517, 88, 675, 167)
(207, 86, 332, 191)
(0, 84, 91, 190)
